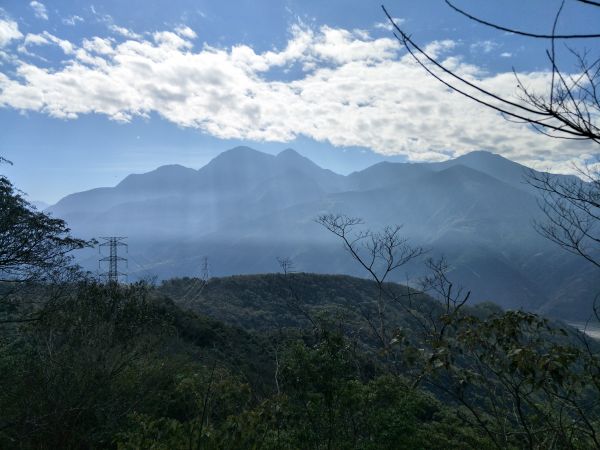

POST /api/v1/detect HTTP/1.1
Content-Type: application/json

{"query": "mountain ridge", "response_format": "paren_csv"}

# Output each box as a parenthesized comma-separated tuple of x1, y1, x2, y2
(47, 147, 598, 320)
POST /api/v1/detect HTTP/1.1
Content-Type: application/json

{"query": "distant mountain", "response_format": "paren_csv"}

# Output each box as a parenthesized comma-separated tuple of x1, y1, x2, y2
(431, 150, 533, 191)
(48, 147, 600, 320)
(30, 200, 49, 211)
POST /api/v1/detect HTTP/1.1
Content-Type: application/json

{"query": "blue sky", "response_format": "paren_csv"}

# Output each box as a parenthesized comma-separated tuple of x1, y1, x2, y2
(1, 0, 599, 203)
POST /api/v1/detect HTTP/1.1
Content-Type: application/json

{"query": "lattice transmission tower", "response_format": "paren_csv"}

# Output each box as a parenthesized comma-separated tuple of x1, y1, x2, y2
(99, 237, 128, 283)
(201, 256, 210, 284)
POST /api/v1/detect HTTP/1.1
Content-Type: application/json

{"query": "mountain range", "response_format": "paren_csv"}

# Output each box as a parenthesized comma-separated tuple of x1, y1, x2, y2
(48, 147, 600, 320)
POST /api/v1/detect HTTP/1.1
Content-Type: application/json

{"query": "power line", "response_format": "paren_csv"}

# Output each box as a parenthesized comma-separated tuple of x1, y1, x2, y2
(127, 254, 157, 283)
(99, 237, 128, 283)
(177, 256, 211, 306)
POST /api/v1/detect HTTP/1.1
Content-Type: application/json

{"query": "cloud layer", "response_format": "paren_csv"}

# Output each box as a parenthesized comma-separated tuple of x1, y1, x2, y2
(0, 15, 22, 47)
(0, 15, 596, 170)
(29, 1, 48, 21)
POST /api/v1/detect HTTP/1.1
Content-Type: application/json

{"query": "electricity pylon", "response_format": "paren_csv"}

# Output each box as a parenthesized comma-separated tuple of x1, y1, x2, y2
(201, 256, 209, 284)
(99, 237, 128, 283)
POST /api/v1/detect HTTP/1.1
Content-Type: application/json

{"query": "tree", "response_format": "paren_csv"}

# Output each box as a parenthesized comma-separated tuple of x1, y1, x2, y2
(316, 214, 424, 352)
(0, 281, 175, 449)
(527, 167, 600, 270)
(382, 1, 600, 277)
(0, 169, 88, 284)
(322, 9, 600, 441)
(383, 1, 600, 142)
(318, 214, 600, 448)
(0, 165, 90, 324)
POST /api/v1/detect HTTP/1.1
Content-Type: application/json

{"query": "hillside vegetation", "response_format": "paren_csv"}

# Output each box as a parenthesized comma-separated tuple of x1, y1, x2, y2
(3, 273, 600, 449)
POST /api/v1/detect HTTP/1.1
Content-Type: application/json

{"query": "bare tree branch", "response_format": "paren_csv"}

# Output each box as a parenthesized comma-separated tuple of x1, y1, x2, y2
(445, 0, 600, 39)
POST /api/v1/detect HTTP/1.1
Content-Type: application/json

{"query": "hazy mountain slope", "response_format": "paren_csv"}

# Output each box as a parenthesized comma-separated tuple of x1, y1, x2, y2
(430, 150, 532, 192)
(346, 161, 433, 191)
(49, 147, 347, 235)
(430, 150, 581, 196)
(48, 147, 597, 320)
(190, 163, 549, 310)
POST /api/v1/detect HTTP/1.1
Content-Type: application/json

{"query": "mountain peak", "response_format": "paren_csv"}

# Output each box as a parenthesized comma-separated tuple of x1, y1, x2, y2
(154, 163, 195, 172)
(117, 164, 197, 190)
(276, 148, 317, 167)
(275, 148, 346, 185)
(430, 150, 532, 191)
(219, 146, 271, 158)
(277, 148, 303, 159)
(450, 151, 534, 172)
(455, 150, 509, 162)
(207, 146, 274, 168)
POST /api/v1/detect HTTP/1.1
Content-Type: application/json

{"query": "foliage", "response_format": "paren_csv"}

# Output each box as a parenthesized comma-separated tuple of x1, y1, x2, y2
(0, 172, 90, 326)
(0, 174, 88, 283)
(0, 282, 172, 448)
(2, 272, 600, 449)
(115, 330, 493, 450)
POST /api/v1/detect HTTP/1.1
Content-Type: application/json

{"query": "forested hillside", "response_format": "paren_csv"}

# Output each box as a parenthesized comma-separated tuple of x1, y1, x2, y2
(3, 273, 600, 449)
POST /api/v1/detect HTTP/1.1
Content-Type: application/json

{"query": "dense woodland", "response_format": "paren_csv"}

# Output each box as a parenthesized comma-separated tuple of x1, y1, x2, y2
(2, 171, 600, 450)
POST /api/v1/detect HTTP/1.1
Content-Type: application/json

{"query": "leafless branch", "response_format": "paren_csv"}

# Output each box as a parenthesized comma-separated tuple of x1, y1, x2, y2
(445, 0, 600, 39)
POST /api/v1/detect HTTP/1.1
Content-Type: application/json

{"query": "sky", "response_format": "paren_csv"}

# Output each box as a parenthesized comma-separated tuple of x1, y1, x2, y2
(0, 0, 599, 203)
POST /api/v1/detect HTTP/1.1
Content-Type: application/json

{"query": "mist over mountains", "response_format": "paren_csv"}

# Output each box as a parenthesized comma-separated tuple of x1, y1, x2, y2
(48, 147, 599, 320)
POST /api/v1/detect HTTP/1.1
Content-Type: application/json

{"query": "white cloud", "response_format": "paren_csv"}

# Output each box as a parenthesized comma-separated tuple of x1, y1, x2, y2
(423, 39, 457, 58)
(88, 6, 142, 40)
(470, 40, 499, 54)
(82, 37, 114, 55)
(374, 17, 405, 31)
(153, 30, 192, 49)
(30, 1, 48, 20)
(63, 15, 84, 26)
(500, 52, 512, 58)
(19, 31, 74, 55)
(109, 24, 142, 40)
(0, 21, 596, 172)
(0, 16, 22, 47)
(175, 26, 197, 40)
(312, 26, 396, 64)
(23, 33, 49, 46)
